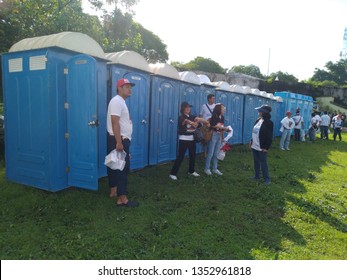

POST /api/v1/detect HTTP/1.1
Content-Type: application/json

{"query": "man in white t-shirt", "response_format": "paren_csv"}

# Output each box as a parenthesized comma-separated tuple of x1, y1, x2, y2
(107, 78, 139, 207)
(199, 94, 215, 156)
(320, 111, 331, 140)
(199, 94, 216, 120)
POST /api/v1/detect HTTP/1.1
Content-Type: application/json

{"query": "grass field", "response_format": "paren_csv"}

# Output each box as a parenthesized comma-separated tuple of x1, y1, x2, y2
(0, 134, 346, 260)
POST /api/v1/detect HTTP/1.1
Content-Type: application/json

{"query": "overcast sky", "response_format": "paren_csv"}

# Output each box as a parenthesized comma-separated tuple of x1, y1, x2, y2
(84, 0, 347, 81)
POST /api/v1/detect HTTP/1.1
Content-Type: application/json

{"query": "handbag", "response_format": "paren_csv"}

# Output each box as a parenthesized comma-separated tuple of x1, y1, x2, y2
(200, 125, 213, 144)
(280, 126, 284, 132)
(193, 128, 204, 143)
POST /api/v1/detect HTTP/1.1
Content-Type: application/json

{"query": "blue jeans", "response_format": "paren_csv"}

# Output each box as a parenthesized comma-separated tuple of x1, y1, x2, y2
(308, 127, 316, 142)
(252, 149, 270, 182)
(280, 128, 291, 149)
(205, 132, 222, 171)
(320, 126, 329, 139)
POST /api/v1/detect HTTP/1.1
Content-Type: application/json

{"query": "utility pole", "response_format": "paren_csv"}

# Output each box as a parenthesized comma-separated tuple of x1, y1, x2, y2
(267, 48, 271, 76)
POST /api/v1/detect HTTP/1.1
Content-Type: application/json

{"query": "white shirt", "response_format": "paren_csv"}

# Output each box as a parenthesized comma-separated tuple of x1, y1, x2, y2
(251, 119, 263, 151)
(320, 114, 331, 126)
(292, 115, 304, 129)
(107, 95, 133, 140)
(314, 115, 322, 126)
(281, 116, 294, 130)
(200, 103, 215, 120)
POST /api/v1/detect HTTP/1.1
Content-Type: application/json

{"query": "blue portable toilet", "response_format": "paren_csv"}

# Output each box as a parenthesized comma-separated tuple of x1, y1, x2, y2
(148, 63, 180, 165)
(273, 96, 284, 137)
(105, 51, 151, 170)
(196, 74, 216, 153)
(179, 71, 201, 116)
(214, 82, 245, 145)
(1, 32, 108, 192)
(274, 91, 313, 135)
(179, 71, 203, 153)
(242, 87, 275, 144)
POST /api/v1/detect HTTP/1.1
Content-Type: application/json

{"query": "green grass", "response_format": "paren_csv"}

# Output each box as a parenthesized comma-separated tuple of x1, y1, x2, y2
(0, 135, 346, 260)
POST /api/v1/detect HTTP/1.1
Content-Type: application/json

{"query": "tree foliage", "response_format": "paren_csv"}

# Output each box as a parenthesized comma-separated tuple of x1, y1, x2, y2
(0, 0, 168, 63)
(310, 59, 347, 86)
(228, 64, 264, 79)
(0, 0, 104, 53)
(267, 71, 299, 83)
(172, 57, 225, 74)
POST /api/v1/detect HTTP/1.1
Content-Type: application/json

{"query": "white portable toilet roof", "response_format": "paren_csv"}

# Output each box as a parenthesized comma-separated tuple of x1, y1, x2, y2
(197, 74, 212, 85)
(179, 71, 201, 85)
(266, 93, 276, 100)
(9, 31, 106, 60)
(212, 81, 230, 91)
(274, 96, 283, 102)
(259, 91, 268, 97)
(148, 63, 180, 80)
(229, 84, 244, 93)
(242, 86, 252, 94)
(105, 51, 150, 72)
(251, 88, 260, 95)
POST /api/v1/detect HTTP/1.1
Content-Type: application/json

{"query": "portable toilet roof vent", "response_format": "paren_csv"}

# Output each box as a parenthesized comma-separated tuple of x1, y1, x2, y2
(105, 51, 150, 72)
(179, 71, 201, 85)
(197, 74, 212, 85)
(9, 31, 106, 59)
(148, 63, 180, 80)
(251, 88, 260, 95)
(212, 81, 230, 91)
(230, 84, 244, 93)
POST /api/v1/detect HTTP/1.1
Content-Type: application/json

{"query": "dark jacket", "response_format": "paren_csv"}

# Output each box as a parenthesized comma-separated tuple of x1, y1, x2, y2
(254, 116, 273, 150)
(177, 114, 199, 135)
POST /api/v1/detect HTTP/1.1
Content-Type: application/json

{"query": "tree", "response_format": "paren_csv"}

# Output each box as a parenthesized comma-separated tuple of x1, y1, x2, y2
(0, 0, 103, 53)
(267, 71, 299, 83)
(228, 64, 264, 79)
(172, 57, 225, 74)
(310, 59, 347, 86)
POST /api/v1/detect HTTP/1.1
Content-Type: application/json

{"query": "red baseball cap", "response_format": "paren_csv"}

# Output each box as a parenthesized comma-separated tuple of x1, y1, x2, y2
(116, 78, 135, 88)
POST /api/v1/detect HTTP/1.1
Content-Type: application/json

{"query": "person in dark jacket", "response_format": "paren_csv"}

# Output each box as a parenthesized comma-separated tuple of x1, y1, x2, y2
(169, 102, 209, 180)
(249, 105, 274, 185)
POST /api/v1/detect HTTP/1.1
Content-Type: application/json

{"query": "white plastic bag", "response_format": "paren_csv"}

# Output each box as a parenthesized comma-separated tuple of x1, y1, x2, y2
(104, 149, 127, 170)
(217, 150, 226, 161)
(280, 126, 284, 132)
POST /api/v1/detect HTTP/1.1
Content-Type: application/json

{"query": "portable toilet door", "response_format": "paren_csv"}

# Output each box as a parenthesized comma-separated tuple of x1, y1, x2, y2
(197, 74, 215, 153)
(215, 82, 245, 145)
(179, 71, 201, 117)
(242, 87, 262, 144)
(2, 32, 107, 192)
(148, 63, 180, 165)
(65, 54, 107, 190)
(106, 51, 151, 170)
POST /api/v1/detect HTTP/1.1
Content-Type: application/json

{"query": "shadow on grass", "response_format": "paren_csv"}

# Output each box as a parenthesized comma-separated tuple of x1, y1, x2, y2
(0, 136, 346, 259)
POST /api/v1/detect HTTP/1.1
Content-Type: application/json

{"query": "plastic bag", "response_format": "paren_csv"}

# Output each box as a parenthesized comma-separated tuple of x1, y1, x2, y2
(217, 150, 226, 161)
(104, 149, 127, 170)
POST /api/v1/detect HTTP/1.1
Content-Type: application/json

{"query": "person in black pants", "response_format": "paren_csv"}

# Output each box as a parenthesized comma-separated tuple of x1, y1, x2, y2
(169, 102, 209, 180)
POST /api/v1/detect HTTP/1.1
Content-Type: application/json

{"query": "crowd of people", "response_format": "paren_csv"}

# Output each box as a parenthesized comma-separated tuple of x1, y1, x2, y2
(279, 109, 345, 148)
(106, 80, 345, 207)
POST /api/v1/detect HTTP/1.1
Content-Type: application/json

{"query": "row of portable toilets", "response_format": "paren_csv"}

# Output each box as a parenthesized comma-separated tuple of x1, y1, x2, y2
(1, 32, 313, 192)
